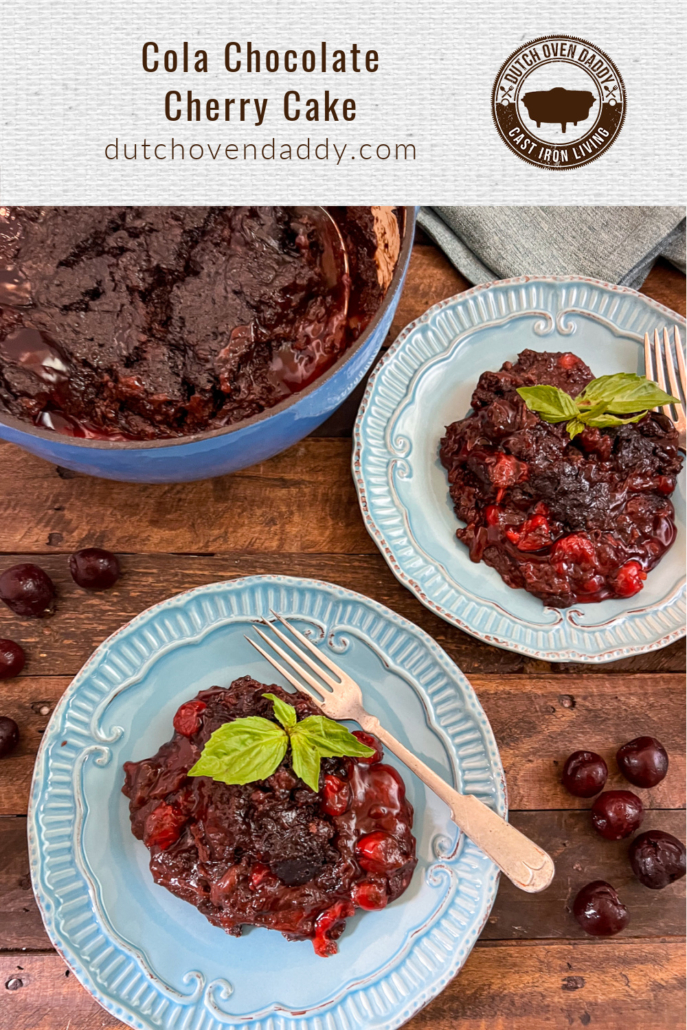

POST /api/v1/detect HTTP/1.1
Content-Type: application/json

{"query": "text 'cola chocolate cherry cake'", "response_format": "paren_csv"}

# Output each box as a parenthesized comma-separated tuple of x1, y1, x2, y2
(440, 349, 682, 608)
(122, 677, 417, 957)
(0, 206, 400, 440)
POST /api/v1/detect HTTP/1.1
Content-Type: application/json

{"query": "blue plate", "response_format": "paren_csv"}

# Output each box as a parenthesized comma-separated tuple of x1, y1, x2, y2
(29, 575, 506, 1030)
(353, 276, 686, 663)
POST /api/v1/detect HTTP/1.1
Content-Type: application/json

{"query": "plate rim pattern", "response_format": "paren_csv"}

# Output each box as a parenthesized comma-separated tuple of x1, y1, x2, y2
(28, 574, 506, 1030)
(352, 275, 686, 662)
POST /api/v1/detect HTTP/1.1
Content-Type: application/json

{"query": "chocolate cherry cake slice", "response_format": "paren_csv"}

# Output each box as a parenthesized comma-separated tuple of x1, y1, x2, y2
(123, 676, 417, 956)
(440, 349, 682, 608)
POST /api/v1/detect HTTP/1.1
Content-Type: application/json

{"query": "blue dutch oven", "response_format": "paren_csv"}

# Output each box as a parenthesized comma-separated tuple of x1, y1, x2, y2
(0, 207, 416, 483)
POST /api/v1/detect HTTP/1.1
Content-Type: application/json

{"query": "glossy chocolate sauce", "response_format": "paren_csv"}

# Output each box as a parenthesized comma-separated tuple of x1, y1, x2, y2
(122, 677, 416, 956)
(440, 349, 682, 608)
(0, 206, 397, 440)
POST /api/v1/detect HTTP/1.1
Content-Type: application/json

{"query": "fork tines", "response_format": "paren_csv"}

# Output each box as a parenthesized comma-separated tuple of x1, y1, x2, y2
(644, 327, 686, 438)
(245, 615, 337, 707)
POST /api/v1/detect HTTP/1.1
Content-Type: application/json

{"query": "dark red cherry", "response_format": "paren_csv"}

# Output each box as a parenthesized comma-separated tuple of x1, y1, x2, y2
(249, 863, 272, 890)
(573, 880, 629, 936)
(0, 639, 26, 679)
(322, 775, 350, 816)
(0, 563, 55, 617)
(352, 879, 389, 910)
(0, 716, 20, 758)
(591, 790, 644, 840)
(312, 899, 355, 957)
(629, 831, 686, 889)
(561, 751, 608, 798)
(616, 736, 668, 788)
(69, 548, 120, 591)
(352, 730, 383, 764)
(143, 802, 186, 851)
(173, 700, 207, 737)
(614, 560, 646, 598)
(356, 831, 408, 873)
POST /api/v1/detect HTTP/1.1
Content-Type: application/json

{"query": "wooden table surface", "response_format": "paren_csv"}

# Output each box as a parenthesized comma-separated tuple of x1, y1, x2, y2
(1, 233, 685, 1029)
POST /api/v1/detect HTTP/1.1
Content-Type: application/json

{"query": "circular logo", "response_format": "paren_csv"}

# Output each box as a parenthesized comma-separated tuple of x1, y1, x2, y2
(492, 35, 626, 170)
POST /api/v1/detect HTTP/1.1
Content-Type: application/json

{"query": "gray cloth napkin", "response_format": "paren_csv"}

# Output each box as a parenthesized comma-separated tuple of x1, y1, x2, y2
(418, 207, 686, 290)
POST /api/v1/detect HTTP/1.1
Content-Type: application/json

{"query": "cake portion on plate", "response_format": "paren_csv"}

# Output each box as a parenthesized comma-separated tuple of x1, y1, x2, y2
(440, 349, 682, 608)
(123, 676, 417, 956)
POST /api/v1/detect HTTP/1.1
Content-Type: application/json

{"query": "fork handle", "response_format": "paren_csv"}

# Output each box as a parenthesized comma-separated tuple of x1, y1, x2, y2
(362, 718, 555, 893)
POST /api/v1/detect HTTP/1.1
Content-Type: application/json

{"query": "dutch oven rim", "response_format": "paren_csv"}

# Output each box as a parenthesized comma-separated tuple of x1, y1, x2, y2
(0, 205, 416, 451)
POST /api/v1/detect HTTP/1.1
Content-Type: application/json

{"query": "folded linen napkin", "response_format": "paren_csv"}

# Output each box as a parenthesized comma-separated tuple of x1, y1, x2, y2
(418, 207, 686, 290)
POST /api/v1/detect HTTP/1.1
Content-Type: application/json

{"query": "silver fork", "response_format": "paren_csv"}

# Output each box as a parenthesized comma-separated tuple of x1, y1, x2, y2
(645, 327, 686, 450)
(246, 614, 555, 894)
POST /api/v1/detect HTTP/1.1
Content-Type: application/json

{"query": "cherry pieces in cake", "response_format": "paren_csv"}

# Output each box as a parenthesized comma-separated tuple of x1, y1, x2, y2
(122, 677, 417, 957)
(321, 775, 351, 817)
(0, 716, 19, 758)
(352, 729, 383, 764)
(356, 829, 410, 873)
(172, 699, 207, 737)
(352, 879, 389, 911)
(616, 736, 669, 788)
(439, 349, 682, 607)
(0, 563, 56, 617)
(69, 548, 120, 591)
(561, 751, 608, 798)
(629, 830, 686, 889)
(573, 880, 629, 936)
(591, 790, 644, 840)
(0, 639, 25, 679)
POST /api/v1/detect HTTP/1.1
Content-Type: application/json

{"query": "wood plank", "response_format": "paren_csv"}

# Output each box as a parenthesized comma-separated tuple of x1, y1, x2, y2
(0, 438, 371, 555)
(396, 239, 686, 336)
(483, 809, 685, 941)
(386, 241, 471, 345)
(641, 259, 687, 318)
(2, 809, 683, 952)
(0, 817, 44, 952)
(0, 554, 684, 684)
(414, 938, 687, 1030)
(1, 939, 684, 1030)
(0, 669, 684, 817)
(475, 674, 686, 812)
(0, 553, 529, 680)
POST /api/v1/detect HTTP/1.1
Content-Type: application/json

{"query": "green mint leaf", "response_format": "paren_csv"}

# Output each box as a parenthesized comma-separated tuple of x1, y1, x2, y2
(520, 371, 679, 442)
(289, 715, 374, 791)
(566, 417, 588, 440)
(262, 692, 297, 729)
(576, 373, 642, 408)
(187, 694, 374, 792)
(291, 716, 376, 758)
(188, 716, 287, 785)
(582, 412, 646, 428)
(290, 735, 322, 792)
(577, 373, 678, 414)
(516, 385, 579, 423)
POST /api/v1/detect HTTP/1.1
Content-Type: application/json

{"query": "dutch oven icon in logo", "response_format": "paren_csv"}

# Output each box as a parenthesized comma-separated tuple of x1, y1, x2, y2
(520, 87, 596, 133)
(492, 36, 625, 169)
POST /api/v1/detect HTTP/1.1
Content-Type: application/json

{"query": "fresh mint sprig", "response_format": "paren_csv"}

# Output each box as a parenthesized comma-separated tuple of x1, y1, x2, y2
(517, 373, 678, 440)
(188, 693, 375, 792)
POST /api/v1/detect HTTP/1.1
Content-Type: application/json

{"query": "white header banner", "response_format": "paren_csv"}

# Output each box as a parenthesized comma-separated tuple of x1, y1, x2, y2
(1, 0, 685, 204)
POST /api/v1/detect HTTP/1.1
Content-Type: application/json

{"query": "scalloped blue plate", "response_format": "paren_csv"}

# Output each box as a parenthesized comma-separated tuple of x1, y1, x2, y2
(353, 276, 686, 663)
(29, 575, 506, 1030)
